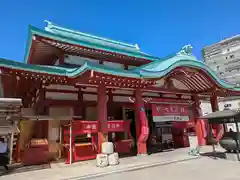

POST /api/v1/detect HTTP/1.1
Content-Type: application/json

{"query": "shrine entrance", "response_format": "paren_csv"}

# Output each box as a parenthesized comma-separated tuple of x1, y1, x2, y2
(146, 102, 195, 153)
(123, 107, 137, 155)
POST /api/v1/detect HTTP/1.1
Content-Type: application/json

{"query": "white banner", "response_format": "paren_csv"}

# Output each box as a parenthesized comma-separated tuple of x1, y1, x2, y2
(153, 115, 189, 122)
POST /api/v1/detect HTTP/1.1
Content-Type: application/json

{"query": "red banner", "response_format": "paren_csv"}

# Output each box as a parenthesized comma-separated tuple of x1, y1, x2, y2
(152, 104, 189, 116)
(152, 104, 190, 122)
(107, 120, 130, 132)
(72, 121, 98, 134)
(65, 120, 131, 134)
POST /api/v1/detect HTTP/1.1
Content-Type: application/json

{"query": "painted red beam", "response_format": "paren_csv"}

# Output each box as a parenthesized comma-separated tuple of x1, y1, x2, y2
(45, 84, 215, 99)
(92, 71, 155, 84)
(74, 82, 199, 95)
(2, 68, 68, 84)
(87, 79, 150, 89)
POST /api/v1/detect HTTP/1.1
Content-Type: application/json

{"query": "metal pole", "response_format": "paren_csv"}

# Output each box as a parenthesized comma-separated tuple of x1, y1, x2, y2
(69, 120, 72, 164)
(59, 126, 62, 159)
(209, 124, 216, 159)
(9, 132, 14, 164)
(59, 126, 62, 144)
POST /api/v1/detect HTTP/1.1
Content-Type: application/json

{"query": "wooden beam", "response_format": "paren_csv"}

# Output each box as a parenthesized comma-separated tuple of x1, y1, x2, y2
(27, 37, 37, 64)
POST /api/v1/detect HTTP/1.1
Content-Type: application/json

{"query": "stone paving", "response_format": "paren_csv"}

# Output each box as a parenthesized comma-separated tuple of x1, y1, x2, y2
(0, 146, 233, 180)
(94, 156, 240, 180)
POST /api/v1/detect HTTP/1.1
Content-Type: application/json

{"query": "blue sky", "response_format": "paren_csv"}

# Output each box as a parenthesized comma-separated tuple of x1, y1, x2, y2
(1, 0, 240, 62)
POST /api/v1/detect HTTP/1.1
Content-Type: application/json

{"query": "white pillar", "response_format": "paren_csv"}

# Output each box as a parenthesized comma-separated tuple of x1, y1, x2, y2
(69, 120, 73, 164)
(9, 132, 14, 164)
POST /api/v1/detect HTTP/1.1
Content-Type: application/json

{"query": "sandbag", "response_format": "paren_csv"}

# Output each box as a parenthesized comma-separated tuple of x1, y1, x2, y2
(96, 154, 108, 167)
(108, 152, 119, 166)
(102, 142, 114, 154)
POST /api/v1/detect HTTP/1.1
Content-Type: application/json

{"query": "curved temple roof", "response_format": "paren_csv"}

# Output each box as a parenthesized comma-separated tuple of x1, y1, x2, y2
(1, 44, 240, 94)
(24, 21, 162, 63)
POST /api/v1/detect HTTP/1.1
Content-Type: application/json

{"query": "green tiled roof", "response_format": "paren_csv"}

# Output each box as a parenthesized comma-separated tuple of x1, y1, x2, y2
(3, 45, 240, 92)
(24, 21, 162, 63)
(135, 53, 238, 90)
(0, 58, 140, 78)
(44, 21, 140, 53)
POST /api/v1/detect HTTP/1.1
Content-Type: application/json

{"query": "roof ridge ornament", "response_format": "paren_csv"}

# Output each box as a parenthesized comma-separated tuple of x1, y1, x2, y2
(177, 44, 193, 56)
(135, 44, 140, 50)
(43, 20, 138, 50)
(44, 20, 53, 28)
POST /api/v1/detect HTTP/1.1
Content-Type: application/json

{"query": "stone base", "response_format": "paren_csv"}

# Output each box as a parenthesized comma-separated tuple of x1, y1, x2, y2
(137, 153, 148, 157)
(225, 152, 240, 161)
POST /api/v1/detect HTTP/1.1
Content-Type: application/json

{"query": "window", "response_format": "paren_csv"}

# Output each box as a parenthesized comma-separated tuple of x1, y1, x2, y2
(220, 72, 224, 75)
(217, 66, 220, 70)
(230, 55, 235, 58)
(227, 48, 230, 52)
(226, 57, 228, 59)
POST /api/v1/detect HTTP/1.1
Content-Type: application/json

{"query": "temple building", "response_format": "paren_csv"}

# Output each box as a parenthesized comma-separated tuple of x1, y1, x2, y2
(0, 21, 240, 165)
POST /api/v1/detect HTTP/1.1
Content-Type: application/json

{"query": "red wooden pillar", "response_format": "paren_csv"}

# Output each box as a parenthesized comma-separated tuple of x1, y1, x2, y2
(135, 89, 148, 155)
(107, 90, 113, 119)
(97, 85, 108, 153)
(75, 89, 85, 119)
(210, 94, 218, 134)
(59, 54, 65, 65)
(192, 95, 206, 146)
(210, 94, 219, 112)
(210, 94, 220, 137)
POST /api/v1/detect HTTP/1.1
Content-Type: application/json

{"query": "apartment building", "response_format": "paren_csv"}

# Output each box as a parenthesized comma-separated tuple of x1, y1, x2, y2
(202, 35, 240, 114)
(203, 35, 240, 84)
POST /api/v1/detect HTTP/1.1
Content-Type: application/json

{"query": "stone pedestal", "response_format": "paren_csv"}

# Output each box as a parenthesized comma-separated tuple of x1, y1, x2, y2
(225, 152, 240, 161)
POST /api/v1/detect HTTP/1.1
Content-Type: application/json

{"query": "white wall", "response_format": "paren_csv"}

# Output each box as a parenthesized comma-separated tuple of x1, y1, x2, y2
(103, 61, 124, 70)
(46, 84, 78, 91)
(45, 92, 78, 100)
(218, 99, 240, 110)
(64, 55, 99, 65)
(64, 55, 126, 70)
(200, 99, 240, 115)
(200, 101, 212, 115)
